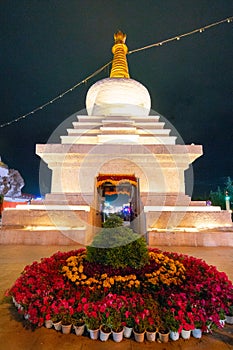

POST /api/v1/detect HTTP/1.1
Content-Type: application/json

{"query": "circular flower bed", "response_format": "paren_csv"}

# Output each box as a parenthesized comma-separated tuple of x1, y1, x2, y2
(7, 247, 233, 340)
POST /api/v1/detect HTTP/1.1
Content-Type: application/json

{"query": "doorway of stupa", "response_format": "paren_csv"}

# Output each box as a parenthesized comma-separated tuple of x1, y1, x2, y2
(94, 174, 145, 234)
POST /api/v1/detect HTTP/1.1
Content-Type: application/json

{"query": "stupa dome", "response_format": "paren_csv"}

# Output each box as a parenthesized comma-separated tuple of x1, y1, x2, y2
(86, 77, 151, 116)
(85, 31, 151, 117)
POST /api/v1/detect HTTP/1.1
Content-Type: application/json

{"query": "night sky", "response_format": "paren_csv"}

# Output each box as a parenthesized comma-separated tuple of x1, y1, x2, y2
(1, 1, 232, 198)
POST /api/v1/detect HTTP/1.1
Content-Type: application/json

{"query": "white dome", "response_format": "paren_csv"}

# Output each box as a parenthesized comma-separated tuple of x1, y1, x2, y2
(86, 78, 151, 117)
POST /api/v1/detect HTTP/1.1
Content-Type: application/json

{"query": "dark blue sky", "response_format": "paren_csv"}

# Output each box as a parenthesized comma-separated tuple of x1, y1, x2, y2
(0, 0, 232, 198)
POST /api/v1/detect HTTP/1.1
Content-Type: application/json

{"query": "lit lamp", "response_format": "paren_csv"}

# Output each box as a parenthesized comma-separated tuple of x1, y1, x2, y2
(225, 191, 230, 210)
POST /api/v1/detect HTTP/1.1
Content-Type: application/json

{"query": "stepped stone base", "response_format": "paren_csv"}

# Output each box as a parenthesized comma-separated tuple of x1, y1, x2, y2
(0, 228, 90, 245)
(145, 209, 232, 229)
(1, 205, 97, 245)
(1, 199, 232, 246)
(147, 229, 233, 247)
(1, 226, 233, 246)
(2, 207, 90, 227)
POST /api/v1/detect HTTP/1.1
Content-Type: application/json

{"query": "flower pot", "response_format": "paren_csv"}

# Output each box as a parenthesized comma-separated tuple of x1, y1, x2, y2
(158, 329, 169, 343)
(12, 296, 19, 308)
(170, 330, 179, 341)
(61, 324, 72, 334)
(89, 328, 99, 340)
(204, 322, 212, 333)
(73, 323, 85, 336)
(146, 330, 156, 342)
(192, 328, 202, 339)
(45, 320, 53, 329)
(226, 315, 233, 324)
(123, 326, 133, 338)
(53, 321, 62, 331)
(133, 330, 145, 343)
(100, 325, 111, 341)
(112, 328, 124, 342)
(219, 319, 226, 327)
(181, 329, 191, 339)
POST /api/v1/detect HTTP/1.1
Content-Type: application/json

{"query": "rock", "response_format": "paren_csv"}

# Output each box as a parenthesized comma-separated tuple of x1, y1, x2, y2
(0, 158, 24, 198)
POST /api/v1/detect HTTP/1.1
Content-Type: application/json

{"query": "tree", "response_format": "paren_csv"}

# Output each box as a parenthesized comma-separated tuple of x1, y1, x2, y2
(209, 177, 233, 210)
(225, 177, 233, 199)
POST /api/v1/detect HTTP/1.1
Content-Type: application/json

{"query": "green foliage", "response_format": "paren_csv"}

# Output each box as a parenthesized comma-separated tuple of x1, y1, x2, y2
(164, 311, 180, 332)
(210, 186, 225, 208)
(102, 214, 123, 228)
(86, 215, 149, 269)
(209, 176, 233, 209)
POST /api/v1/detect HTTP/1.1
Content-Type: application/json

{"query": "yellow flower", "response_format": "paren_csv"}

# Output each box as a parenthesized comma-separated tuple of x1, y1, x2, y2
(103, 280, 111, 288)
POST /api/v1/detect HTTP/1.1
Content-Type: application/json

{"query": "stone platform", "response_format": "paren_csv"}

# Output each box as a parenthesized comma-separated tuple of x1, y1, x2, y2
(1, 225, 233, 246)
(1, 200, 232, 246)
(147, 228, 233, 247)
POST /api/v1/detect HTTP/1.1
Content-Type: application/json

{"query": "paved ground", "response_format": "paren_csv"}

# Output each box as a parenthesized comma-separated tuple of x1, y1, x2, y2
(0, 244, 233, 349)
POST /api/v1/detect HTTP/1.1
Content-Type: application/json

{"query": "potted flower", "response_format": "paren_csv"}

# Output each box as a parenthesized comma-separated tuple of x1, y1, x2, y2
(189, 306, 207, 338)
(192, 314, 206, 339)
(180, 311, 195, 340)
(218, 308, 226, 327)
(145, 316, 158, 342)
(133, 314, 146, 334)
(99, 305, 112, 342)
(72, 311, 85, 327)
(44, 313, 53, 329)
(106, 313, 124, 342)
(52, 313, 62, 323)
(51, 313, 62, 331)
(133, 311, 148, 343)
(164, 311, 181, 341)
(226, 305, 233, 324)
(100, 294, 125, 342)
(61, 313, 72, 334)
(205, 319, 213, 333)
(72, 312, 85, 336)
(122, 310, 135, 338)
(158, 319, 170, 343)
(99, 324, 112, 342)
(83, 302, 101, 340)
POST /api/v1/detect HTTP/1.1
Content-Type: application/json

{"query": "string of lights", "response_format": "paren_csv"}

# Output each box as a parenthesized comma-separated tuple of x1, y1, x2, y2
(0, 16, 232, 129)
(0, 60, 112, 128)
(128, 16, 233, 54)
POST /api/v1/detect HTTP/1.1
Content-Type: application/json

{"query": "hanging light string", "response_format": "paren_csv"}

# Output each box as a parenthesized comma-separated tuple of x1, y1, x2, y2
(0, 16, 232, 129)
(0, 60, 112, 128)
(128, 16, 232, 54)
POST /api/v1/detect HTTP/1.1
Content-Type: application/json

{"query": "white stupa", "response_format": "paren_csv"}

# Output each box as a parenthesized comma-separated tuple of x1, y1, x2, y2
(1, 31, 232, 246)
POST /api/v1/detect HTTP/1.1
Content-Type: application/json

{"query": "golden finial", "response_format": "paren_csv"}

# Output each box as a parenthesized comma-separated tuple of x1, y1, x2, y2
(110, 30, 130, 78)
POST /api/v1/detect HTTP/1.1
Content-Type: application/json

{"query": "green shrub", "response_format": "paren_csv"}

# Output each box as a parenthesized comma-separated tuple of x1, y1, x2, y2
(86, 221, 149, 269)
(102, 214, 123, 228)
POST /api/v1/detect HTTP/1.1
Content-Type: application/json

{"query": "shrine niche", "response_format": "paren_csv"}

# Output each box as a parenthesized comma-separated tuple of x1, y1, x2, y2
(96, 174, 139, 224)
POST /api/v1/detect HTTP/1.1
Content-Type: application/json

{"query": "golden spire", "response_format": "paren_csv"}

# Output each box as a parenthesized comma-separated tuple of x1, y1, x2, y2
(110, 31, 130, 78)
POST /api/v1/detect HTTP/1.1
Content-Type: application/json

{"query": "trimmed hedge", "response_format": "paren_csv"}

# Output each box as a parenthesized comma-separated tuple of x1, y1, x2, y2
(86, 215, 149, 269)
